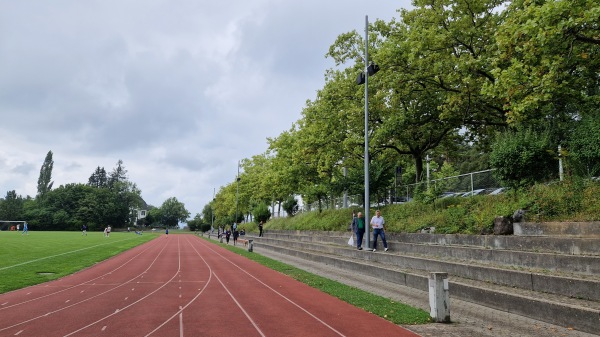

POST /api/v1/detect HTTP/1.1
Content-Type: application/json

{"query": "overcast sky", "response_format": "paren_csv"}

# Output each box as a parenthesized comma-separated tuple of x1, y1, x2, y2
(0, 0, 411, 218)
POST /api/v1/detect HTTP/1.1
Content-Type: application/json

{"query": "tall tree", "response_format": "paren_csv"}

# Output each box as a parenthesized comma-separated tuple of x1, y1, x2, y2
(88, 166, 108, 188)
(159, 197, 190, 228)
(108, 160, 127, 189)
(0, 190, 25, 220)
(488, 0, 600, 125)
(37, 151, 54, 199)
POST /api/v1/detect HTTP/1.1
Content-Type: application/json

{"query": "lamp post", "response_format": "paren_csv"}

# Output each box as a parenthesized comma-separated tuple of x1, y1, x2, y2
(356, 15, 379, 249)
(235, 161, 240, 226)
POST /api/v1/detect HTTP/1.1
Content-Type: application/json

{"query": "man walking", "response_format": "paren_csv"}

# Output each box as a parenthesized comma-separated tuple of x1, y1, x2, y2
(370, 210, 388, 252)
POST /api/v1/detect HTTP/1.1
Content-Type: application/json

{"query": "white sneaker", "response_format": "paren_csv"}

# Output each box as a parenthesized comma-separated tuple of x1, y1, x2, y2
(384, 248, 389, 252)
(372, 249, 376, 252)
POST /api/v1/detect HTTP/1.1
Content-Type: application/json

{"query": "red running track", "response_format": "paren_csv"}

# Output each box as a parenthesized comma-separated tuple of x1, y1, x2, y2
(0, 234, 419, 337)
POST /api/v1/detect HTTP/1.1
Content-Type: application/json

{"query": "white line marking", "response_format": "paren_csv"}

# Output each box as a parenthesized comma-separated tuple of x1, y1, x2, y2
(0, 238, 135, 271)
(101, 326, 107, 331)
(1, 302, 8, 306)
(179, 313, 183, 337)
(14, 330, 23, 335)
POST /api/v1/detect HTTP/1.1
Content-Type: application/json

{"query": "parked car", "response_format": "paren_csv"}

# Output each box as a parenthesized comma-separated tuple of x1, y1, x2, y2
(488, 187, 506, 195)
(461, 189, 486, 197)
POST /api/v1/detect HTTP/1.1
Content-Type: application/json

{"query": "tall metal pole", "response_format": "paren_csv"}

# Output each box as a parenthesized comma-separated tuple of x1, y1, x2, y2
(364, 15, 371, 249)
(235, 161, 240, 226)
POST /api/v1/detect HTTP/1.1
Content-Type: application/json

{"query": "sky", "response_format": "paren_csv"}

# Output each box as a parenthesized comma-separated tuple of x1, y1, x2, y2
(0, 0, 412, 218)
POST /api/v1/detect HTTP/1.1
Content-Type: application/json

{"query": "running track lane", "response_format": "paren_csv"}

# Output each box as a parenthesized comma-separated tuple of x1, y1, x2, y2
(0, 234, 419, 337)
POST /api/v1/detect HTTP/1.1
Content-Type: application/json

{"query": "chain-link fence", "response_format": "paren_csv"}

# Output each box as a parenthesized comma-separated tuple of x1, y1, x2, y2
(297, 169, 503, 213)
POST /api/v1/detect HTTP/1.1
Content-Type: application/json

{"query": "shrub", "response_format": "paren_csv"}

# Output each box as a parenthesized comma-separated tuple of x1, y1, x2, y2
(490, 128, 557, 189)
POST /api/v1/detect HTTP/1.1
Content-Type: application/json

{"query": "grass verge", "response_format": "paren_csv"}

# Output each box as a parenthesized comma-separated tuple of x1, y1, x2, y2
(212, 237, 431, 325)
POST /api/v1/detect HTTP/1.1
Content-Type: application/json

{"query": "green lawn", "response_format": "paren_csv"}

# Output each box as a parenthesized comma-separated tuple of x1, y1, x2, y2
(0, 231, 158, 293)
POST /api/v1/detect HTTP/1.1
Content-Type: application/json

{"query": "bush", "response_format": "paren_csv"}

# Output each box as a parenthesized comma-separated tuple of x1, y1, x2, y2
(490, 128, 557, 189)
(252, 203, 271, 223)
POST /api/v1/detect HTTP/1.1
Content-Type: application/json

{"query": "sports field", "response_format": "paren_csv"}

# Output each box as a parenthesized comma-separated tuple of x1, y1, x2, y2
(0, 230, 158, 293)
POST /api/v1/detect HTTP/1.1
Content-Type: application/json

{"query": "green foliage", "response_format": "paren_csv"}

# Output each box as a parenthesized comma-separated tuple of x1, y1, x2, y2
(36, 150, 54, 199)
(252, 203, 271, 223)
(490, 128, 556, 189)
(268, 178, 600, 234)
(0, 190, 26, 221)
(568, 115, 600, 177)
(159, 197, 190, 228)
(526, 178, 588, 221)
(186, 213, 203, 231)
(282, 196, 299, 217)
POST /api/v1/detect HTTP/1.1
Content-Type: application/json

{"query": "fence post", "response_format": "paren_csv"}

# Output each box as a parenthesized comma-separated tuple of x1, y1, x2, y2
(429, 272, 450, 323)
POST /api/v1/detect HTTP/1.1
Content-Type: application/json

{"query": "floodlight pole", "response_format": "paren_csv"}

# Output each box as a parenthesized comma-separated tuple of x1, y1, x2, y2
(364, 15, 371, 249)
(235, 161, 240, 226)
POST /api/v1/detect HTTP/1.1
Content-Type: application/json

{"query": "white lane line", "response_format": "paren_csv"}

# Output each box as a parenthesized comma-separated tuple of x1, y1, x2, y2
(179, 313, 184, 337)
(144, 237, 213, 337)
(213, 272, 266, 337)
(0, 240, 172, 334)
(0, 238, 161, 313)
(65, 238, 184, 337)
(101, 326, 107, 331)
(0, 238, 135, 271)
(2, 302, 8, 306)
(203, 239, 346, 337)
(14, 330, 23, 335)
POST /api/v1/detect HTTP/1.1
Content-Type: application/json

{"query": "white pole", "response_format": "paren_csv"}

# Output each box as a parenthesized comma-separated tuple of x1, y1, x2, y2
(558, 145, 564, 181)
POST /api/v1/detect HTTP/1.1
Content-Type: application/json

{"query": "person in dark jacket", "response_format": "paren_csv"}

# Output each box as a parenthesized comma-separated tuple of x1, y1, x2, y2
(351, 212, 366, 250)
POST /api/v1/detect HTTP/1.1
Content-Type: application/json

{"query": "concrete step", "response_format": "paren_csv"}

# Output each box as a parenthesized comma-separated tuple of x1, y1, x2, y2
(515, 222, 600, 237)
(255, 234, 600, 301)
(250, 236, 600, 335)
(260, 231, 600, 277)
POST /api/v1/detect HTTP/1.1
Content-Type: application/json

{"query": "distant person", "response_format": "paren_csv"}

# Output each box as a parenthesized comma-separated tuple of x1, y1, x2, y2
(16, 224, 20, 231)
(351, 211, 366, 250)
(21, 222, 29, 235)
(107, 226, 111, 237)
(233, 228, 239, 245)
(225, 229, 231, 244)
(258, 221, 264, 237)
(370, 210, 388, 252)
(104, 227, 108, 237)
(82, 224, 87, 236)
(165, 227, 169, 236)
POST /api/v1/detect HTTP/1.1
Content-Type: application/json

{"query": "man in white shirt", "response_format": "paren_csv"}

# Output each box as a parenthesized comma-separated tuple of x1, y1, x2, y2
(370, 210, 389, 252)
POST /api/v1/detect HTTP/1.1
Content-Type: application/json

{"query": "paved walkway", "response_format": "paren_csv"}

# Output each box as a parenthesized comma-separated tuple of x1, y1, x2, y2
(254, 247, 599, 337)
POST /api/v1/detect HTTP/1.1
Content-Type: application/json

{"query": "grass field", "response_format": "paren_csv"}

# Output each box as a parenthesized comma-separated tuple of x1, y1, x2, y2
(0, 230, 158, 293)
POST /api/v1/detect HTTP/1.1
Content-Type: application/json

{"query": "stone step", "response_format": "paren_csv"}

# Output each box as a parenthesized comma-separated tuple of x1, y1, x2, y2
(515, 222, 600, 237)
(259, 231, 600, 278)
(250, 237, 600, 335)
(266, 229, 600, 256)
(256, 235, 600, 301)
